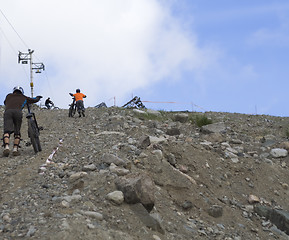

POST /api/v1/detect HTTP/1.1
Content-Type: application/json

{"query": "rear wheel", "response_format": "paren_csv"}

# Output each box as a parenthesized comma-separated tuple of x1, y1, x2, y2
(28, 119, 41, 153)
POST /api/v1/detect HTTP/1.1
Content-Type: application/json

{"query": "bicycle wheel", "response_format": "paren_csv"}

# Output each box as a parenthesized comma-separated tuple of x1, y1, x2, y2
(68, 106, 73, 117)
(36, 127, 42, 152)
(72, 105, 76, 116)
(69, 104, 76, 117)
(28, 119, 41, 153)
(32, 119, 41, 152)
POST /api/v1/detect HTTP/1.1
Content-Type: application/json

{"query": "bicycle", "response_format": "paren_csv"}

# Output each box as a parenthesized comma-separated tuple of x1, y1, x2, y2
(44, 103, 59, 110)
(26, 103, 42, 153)
(68, 97, 76, 117)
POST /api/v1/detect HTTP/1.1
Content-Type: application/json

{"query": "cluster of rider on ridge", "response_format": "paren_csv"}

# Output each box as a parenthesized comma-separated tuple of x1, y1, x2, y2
(2, 87, 86, 157)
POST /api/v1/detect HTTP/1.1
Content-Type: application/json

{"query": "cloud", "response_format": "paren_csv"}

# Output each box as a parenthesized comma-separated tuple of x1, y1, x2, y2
(0, 0, 214, 108)
(246, 4, 289, 47)
(249, 26, 289, 47)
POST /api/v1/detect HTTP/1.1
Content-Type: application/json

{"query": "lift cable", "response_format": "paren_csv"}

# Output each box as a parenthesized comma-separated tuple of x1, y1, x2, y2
(0, 8, 30, 49)
(0, 25, 18, 55)
(0, 7, 53, 99)
(0, 25, 30, 80)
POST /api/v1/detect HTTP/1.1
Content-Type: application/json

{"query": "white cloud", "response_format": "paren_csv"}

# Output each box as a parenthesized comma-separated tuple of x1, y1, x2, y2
(1, 0, 214, 108)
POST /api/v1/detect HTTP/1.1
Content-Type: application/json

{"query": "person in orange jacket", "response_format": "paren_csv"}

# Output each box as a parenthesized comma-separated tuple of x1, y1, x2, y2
(69, 89, 86, 117)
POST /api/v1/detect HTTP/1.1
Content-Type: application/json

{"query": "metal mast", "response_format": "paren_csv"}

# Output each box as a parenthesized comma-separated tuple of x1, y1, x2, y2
(18, 49, 45, 97)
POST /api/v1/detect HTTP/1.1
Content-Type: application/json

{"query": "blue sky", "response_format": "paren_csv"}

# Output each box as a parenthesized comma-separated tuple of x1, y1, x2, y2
(1, 0, 289, 116)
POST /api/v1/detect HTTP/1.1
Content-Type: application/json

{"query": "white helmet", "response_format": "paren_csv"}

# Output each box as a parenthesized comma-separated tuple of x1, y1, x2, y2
(13, 86, 24, 94)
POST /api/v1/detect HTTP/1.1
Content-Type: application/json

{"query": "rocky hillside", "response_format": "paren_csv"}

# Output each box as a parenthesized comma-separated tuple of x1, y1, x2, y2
(1, 106, 289, 240)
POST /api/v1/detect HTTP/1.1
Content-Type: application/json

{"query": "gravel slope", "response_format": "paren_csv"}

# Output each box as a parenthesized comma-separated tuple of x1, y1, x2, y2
(0, 106, 289, 239)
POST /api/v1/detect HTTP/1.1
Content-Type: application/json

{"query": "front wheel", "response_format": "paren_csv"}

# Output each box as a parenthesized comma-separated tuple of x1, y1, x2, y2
(69, 105, 76, 117)
(28, 119, 41, 153)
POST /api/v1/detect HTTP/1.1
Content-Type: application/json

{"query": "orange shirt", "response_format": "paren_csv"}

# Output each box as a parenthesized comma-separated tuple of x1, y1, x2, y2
(73, 93, 86, 101)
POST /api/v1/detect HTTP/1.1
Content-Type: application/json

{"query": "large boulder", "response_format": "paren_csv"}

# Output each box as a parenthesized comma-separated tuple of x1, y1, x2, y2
(115, 173, 155, 212)
(201, 122, 226, 134)
(254, 205, 289, 235)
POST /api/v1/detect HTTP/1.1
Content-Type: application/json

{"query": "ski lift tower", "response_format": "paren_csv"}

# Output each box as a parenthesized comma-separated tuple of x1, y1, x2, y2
(18, 49, 45, 97)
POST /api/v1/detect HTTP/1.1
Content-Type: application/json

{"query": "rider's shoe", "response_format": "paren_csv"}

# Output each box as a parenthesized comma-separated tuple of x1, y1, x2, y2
(79, 114, 81, 117)
(12, 148, 20, 156)
(3, 145, 10, 157)
(82, 112, 85, 117)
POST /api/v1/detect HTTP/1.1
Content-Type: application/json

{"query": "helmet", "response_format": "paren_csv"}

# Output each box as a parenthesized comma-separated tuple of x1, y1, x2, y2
(76, 89, 80, 93)
(13, 86, 24, 94)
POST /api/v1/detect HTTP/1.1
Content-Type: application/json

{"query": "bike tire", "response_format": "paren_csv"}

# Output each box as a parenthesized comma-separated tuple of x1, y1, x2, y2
(72, 106, 76, 116)
(36, 128, 42, 152)
(68, 106, 73, 117)
(69, 105, 75, 117)
(69, 105, 76, 117)
(28, 119, 41, 153)
(32, 120, 41, 152)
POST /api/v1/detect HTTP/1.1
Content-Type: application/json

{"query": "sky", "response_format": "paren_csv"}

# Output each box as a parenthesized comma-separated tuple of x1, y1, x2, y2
(1, 0, 289, 116)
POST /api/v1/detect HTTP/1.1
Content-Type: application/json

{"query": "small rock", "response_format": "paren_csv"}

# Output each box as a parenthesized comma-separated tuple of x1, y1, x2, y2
(207, 205, 223, 218)
(152, 150, 163, 160)
(166, 128, 180, 136)
(182, 200, 193, 210)
(26, 226, 36, 237)
(2, 214, 11, 223)
(152, 235, 162, 240)
(106, 191, 124, 205)
(80, 211, 103, 220)
(201, 122, 226, 134)
(178, 165, 189, 173)
(270, 148, 288, 158)
(61, 200, 70, 208)
(82, 164, 97, 171)
(174, 113, 189, 123)
(248, 194, 260, 204)
(69, 172, 88, 182)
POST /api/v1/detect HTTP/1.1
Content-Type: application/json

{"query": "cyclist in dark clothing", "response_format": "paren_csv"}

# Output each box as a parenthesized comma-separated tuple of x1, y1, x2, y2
(45, 97, 54, 109)
(2, 86, 42, 157)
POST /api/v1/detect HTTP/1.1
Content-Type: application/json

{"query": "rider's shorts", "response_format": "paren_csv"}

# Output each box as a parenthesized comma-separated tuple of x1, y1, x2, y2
(76, 100, 85, 112)
(4, 109, 23, 135)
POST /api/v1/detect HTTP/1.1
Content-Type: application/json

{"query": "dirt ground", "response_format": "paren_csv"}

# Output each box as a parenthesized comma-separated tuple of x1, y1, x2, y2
(0, 106, 289, 239)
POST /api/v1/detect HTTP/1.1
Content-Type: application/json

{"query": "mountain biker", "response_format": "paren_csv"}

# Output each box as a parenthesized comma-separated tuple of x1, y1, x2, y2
(45, 97, 54, 109)
(2, 86, 42, 157)
(69, 89, 86, 117)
